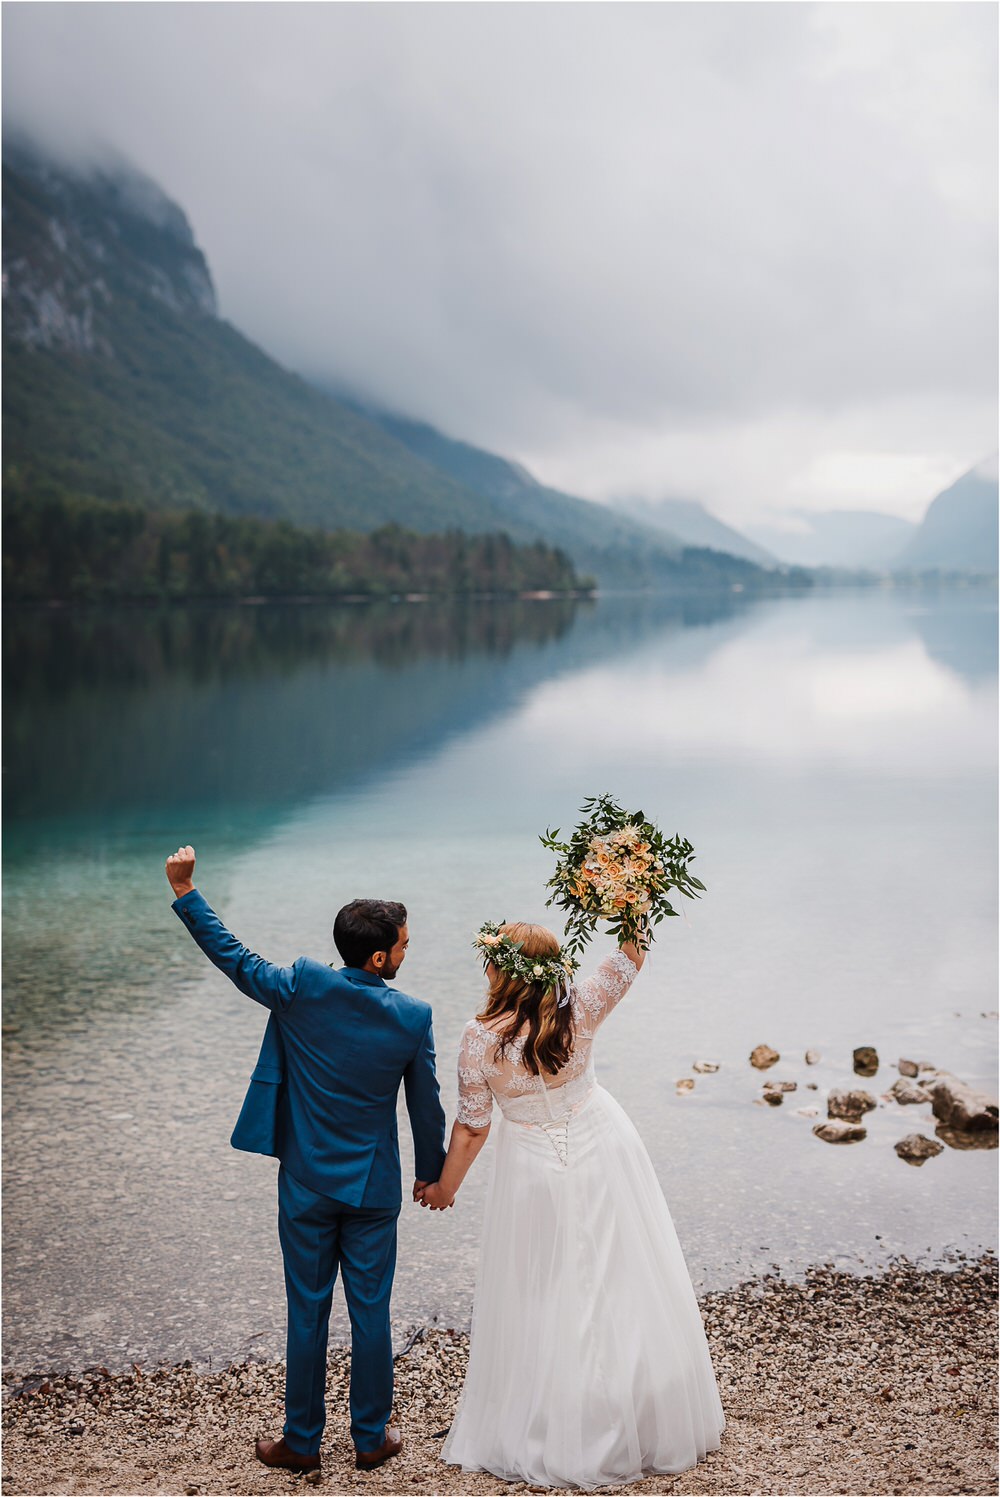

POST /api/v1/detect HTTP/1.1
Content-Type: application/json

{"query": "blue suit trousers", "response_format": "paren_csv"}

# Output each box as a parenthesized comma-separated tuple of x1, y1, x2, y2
(277, 1166, 400, 1456)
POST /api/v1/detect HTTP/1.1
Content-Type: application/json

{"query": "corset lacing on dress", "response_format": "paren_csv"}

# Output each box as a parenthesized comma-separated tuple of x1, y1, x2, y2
(456, 950, 639, 1167)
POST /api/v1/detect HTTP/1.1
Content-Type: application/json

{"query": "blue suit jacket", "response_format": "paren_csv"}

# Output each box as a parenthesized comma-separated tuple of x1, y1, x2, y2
(173, 890, 447, 1208)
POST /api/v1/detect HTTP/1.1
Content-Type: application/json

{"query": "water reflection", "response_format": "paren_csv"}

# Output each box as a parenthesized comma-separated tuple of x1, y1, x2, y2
(907, 591, 999, 684)
(4, 597, 587, 699)
(3, 593, 754, 834)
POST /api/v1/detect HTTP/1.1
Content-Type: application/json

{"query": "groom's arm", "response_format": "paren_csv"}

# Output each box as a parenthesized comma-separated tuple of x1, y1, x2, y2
(166, 845, 302, 1013)
(403, 1010, 448, 1186)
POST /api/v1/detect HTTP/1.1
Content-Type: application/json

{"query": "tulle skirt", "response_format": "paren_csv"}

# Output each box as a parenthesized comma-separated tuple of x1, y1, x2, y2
(440, 1084, 725, 1489)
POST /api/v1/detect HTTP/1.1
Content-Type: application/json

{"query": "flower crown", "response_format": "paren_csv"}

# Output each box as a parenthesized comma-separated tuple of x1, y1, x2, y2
(473, 919, 579, 992)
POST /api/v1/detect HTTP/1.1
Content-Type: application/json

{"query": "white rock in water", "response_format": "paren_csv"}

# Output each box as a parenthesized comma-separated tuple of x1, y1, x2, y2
(692, 1060, 720, 1074)
(675, 1077, 695, 1094)
(805, 1049, 821, 1065)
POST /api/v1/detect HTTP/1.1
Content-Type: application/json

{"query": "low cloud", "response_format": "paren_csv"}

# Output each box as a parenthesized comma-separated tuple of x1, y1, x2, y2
(3, 3, 996, 521)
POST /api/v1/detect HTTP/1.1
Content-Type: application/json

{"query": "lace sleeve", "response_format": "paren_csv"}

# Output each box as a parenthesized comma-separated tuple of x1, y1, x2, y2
(574, 949, 639, 1028)
(456, 1021, 494, 1129)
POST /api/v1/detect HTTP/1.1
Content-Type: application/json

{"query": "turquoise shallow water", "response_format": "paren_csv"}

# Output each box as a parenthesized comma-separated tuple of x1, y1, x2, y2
(3, 588, 997, 1372)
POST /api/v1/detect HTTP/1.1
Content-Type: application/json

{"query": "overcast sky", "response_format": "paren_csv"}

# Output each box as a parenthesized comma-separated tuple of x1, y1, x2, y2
(3, 2, 996, 526)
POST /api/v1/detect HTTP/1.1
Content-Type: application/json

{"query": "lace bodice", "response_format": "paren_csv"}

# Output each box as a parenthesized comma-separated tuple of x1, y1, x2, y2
(456, 949, 639, 1131)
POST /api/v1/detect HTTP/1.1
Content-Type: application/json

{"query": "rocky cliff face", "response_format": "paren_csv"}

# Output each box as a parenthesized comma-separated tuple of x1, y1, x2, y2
(2, 136, 216, 356)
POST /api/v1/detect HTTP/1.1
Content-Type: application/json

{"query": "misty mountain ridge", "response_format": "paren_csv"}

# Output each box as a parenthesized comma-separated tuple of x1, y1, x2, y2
(4, 135, 498, 536)
(893, 463, 998, 576)
(2, 135, 806, 592)
(349, 406, 552, 508)
(3, 131, 217, 349)
(335, 402, 768, 588)
(744, 509, 918, 570)
(609, 494, 776, 566)
(745, 464, 997, 576)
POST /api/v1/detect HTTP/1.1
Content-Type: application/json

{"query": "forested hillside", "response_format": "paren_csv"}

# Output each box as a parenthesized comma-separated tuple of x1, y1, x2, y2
(3, 137, 806, 593)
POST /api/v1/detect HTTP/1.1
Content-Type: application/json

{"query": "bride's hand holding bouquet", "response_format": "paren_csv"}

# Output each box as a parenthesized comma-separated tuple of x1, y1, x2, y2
(540, 793, 704, 958)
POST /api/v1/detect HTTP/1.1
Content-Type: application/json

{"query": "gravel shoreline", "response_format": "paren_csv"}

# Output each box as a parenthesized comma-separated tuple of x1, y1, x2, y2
(3, 1255, 996, 1497)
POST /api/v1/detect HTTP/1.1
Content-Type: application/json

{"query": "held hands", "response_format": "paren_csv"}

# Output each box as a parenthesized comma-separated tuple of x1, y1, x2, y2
(414, 1180, 456, 1211)
(165, 845, 197, 899)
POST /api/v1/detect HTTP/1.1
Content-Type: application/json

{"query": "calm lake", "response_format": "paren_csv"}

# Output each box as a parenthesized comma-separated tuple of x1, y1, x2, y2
(3, 587, 997, 1374)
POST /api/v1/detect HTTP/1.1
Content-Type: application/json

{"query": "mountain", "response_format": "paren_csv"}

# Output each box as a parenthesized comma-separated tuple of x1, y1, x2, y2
(744, 509, 918, 570)
(2, 136, 802, 592)
(2, 136, 510, 533)
(609, 495, 776, 566)
(353, 408, 557, 509)
(344, 406, 722, 588)
(892, 462, 999, 576)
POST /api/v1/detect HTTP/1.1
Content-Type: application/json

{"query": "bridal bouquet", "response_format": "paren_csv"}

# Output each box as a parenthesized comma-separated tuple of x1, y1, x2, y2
(540, 793, 704, 957)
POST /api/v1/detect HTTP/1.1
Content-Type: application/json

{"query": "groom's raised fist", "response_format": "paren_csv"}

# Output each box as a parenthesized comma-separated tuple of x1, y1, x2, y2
(166, 845, 197, 898)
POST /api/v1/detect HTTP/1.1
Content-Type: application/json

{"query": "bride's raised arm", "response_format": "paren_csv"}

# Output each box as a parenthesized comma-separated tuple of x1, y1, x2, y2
(618, 937, 646, 973)
(574, 936, 645, 1028)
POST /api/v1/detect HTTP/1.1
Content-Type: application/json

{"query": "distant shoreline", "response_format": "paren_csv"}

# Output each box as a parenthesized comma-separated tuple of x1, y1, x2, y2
(3, 587, 598, 610)
(4, 571, 996, 611)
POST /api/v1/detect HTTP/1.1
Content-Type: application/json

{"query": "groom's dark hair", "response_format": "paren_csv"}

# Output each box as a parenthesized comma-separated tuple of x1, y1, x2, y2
(334, 899, 407, 968)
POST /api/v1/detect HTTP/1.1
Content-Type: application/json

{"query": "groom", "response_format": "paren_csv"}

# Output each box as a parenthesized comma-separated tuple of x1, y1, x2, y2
(164, 845, 447, 1475)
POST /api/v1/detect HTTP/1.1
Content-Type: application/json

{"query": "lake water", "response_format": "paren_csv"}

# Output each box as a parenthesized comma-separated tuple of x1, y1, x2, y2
(3, 587, 997, 1375)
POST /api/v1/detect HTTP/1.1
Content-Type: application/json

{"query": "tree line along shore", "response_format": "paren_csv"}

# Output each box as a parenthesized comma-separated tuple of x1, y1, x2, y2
(3, 492, 591, 603)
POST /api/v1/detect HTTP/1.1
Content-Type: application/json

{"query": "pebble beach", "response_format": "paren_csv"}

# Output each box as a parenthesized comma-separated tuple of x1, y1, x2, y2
(3, 1254, 996, 1497)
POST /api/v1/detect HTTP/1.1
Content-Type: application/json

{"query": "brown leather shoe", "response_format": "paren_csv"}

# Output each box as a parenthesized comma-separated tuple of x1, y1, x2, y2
(255, 1436, 321, 1472)
(355, 1425, 402, 1470)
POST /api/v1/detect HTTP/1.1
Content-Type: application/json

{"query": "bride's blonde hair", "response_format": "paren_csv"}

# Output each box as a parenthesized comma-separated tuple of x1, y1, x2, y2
(477, 921, 573, 1077)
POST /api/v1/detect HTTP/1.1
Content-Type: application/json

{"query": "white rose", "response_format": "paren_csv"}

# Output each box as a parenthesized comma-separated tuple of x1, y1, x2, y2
(533, 964, 544, 978)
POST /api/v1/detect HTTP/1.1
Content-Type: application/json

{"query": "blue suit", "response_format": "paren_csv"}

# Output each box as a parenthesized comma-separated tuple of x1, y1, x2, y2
(172, 889, 447, 1454)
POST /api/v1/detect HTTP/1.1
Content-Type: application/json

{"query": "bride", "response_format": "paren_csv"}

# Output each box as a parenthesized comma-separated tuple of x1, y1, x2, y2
(418, 921, 725, 1489)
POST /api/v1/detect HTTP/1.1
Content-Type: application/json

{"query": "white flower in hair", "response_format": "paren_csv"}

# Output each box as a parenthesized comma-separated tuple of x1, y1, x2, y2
(472, 919, 579, 990)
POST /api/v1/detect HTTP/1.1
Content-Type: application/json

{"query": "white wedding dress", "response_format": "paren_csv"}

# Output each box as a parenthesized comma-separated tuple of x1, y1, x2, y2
(441, 950, 725, 1490)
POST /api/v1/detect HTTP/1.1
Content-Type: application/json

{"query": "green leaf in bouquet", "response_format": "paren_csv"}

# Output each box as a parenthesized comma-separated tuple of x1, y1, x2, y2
(539, 794, 704, 955)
